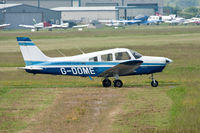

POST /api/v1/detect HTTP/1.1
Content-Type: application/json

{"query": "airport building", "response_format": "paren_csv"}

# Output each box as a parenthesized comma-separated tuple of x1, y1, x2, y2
(0, 4, 61, 29)
(52, 7, 118, 23)
(80, 0, 163, 18)
(5, 0, 163, 16)
(1, 0, 163, 27)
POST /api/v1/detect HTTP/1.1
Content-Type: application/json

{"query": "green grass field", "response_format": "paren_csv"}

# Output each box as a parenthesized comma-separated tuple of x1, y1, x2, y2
(0, 26, 200, 133)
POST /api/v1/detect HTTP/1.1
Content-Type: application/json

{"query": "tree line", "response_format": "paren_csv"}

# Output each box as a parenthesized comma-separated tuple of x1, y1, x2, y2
(164, 0, 200, 18)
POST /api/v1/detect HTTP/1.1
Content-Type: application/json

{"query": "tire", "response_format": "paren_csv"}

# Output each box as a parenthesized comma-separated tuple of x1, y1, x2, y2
(151, 80, 158, 87)
(114, 80, 123, 88)
(102, 79, 111, 87)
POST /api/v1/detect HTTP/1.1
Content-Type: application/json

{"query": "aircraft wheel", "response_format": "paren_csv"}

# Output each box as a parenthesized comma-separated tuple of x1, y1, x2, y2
(102, 79, 111, 87)
(114, 80, 123, 88)
(151, 80, 158, 87)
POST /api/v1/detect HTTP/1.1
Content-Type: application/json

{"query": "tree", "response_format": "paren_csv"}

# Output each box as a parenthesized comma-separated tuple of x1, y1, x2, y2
(163, 6, 181, 15)
(176, 0, 198, 8)
(179, 7, 200, 18)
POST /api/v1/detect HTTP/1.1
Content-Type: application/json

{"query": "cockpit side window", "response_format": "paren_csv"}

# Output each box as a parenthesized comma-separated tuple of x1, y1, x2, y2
(130, 50, 142, 59)
(101, 53, 113, 61)
(115, 52, 131, 60)
(89, 56, 98, 62)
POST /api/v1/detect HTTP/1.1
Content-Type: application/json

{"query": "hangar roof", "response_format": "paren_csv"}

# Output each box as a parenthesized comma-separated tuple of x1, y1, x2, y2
(52, 6, 117, 11)
(0, 4, 22, 9)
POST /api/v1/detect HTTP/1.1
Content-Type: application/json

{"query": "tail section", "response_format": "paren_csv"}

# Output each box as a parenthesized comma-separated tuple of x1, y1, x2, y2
(17, 37, 49, 66)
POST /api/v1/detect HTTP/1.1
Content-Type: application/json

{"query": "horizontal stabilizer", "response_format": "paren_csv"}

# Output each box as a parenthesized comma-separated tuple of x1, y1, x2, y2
(17, 67, 43, 71)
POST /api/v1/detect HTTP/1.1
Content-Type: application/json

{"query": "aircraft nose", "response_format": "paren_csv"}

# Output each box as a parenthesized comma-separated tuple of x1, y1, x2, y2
(165, 58, 173, 64)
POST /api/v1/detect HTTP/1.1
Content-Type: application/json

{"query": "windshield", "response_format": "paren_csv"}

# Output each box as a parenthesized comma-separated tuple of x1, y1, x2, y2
(130, 50, 142, 59)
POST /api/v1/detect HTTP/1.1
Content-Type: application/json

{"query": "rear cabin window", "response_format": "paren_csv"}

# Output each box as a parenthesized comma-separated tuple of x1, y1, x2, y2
(101, 54, 113, 61)
(115, 52, 131, 60)
(89, 56, 98, 62)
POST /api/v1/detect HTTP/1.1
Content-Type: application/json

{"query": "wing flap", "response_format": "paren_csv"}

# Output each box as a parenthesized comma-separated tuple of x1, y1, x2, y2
(99, 60, 143, 77)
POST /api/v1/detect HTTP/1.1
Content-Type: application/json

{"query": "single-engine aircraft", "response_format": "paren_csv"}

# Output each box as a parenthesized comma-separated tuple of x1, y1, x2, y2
(17, 37, 173, 88)
(19, 19, 69, 31)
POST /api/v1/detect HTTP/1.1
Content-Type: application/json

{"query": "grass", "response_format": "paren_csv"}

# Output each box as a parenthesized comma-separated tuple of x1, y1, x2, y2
(0, 25, 200, 132)
(112, 87, 172, 133)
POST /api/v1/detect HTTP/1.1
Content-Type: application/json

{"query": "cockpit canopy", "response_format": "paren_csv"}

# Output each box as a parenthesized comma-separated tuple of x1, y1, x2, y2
(89, 48, 142, 62)
(130, 50, 142, 59)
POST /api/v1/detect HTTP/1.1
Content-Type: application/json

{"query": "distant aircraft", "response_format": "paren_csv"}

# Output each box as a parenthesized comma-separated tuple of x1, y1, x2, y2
(17, 37, 173, 88)
(99, 19, 141, 28)
(147, 16, 163, 25)
(127, 15, 162, 25)
(183, 17, 200, 25)
(0, 24, 10, 29)
(164, 17, 185, 25)
(19, 19, 69, 31)
(148, 14, 177, 25)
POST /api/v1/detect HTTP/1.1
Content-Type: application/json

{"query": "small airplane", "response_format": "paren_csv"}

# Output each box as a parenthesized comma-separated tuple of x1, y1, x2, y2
(0, 24, 10, 29)
(127, 15, 162, 26)
(164, 17, 185, 25)
(17, 37, 173, 88)
(19, 19, 69, 31)
(99, 19, 141, 28)
(147, 16, 163, 25)
(148, 14, 177, 25)
(183, 17, 200, 25)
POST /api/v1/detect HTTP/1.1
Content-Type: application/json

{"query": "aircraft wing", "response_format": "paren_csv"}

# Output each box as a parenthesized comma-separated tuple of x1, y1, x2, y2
(0, 24, 10, 28)
(99, 20, 116, 23)
(98, 60, 143, 77)
(19, 24, 35, 29)
(72, 24, 89, 28)
(117, 20, 141, 23)
(51, 23, 69, 28)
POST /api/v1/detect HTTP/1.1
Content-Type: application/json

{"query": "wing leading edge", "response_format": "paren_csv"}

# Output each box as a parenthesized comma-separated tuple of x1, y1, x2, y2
(98, 60, 143, 77)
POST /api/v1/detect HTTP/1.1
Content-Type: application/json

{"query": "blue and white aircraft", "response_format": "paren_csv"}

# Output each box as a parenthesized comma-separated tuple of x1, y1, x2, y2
(17, 37, 172, 88)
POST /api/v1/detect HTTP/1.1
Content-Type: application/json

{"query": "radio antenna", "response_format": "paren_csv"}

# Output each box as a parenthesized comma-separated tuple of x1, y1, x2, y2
(56, 49, 66, 57)
(76, 46, 85, 54)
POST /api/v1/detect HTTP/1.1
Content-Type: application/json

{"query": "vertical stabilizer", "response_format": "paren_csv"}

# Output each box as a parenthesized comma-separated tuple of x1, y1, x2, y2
(17, 37, 49, 66)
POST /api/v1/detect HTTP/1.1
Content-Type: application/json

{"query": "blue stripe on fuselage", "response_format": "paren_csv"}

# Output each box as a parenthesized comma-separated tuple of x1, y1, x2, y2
(24, 61, 119, 66)
(24, 61, 166, 76)
(24, 61, 166, 66)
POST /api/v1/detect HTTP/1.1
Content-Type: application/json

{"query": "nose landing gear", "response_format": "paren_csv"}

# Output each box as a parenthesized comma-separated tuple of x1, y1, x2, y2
(151, 74, 159, 87)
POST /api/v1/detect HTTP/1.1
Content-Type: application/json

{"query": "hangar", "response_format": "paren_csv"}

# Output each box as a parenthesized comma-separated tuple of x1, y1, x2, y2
(6, 0, 163, 16)
(0, 4, 61, 29)
(52, 7, 118, 23)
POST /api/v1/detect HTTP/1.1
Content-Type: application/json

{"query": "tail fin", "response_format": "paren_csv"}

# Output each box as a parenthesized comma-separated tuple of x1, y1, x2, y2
(17, 37, 49, 66)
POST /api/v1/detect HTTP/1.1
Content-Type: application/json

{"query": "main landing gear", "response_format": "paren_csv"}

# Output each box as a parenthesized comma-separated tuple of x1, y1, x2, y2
(102, 78, 111, 87)
(151, 74, 159, 87)
(102, 74, 159, 88)
(102, 78, 123, 88)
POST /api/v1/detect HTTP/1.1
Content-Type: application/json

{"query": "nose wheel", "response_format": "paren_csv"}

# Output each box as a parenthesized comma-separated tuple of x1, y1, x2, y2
(151, 74, 159, 87)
